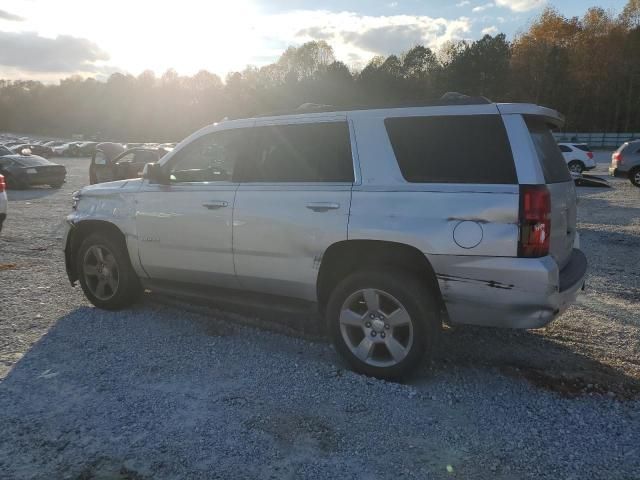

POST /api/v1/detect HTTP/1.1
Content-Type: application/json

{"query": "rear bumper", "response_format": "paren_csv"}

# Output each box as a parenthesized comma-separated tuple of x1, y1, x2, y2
(432, 249, 587, 329)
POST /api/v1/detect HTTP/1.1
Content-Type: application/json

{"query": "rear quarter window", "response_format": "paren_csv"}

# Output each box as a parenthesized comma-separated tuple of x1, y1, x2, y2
(384, 115, 517, 184)
(525, 117, 571, 183)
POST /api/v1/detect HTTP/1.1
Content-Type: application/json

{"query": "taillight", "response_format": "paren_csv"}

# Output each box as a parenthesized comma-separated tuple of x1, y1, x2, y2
(519, 185, 551, 258)
(587, 152, 594, 159)
(0, 175, 5, 193)
(612, 152, 623, 166)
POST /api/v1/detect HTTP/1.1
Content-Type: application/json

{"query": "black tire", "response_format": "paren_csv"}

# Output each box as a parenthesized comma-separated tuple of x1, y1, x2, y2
(76, 232, 142, 310)
(567, 160, 584, 174)
(629, 167, 640, 188)
(326, 269, 441, 380)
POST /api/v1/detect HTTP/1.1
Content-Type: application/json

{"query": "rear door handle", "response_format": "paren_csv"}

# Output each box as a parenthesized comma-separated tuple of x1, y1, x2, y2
(306, 202, 340, 212)
(202, 201, 228, 210)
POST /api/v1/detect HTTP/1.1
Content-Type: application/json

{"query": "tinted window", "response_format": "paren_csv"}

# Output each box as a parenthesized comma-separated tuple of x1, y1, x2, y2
(574, 144, 591, 152)
(0, 146, 12, 156)
(134, 151, 158, 164)
(236, 122, 354, 183)
(384, 115, 517, 184)
(116, 153, 136, 163)
(559, 145, 572, 152)
(525, 117, 571, 183)
(169, 129, 248, 183)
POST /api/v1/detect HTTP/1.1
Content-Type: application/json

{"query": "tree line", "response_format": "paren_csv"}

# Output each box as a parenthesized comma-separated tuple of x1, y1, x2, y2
(1, 2, 639, 142)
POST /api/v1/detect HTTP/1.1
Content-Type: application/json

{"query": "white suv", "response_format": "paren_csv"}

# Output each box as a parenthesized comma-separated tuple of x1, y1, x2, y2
(558, 143, 596, 173)
(63, 98, 587, 378)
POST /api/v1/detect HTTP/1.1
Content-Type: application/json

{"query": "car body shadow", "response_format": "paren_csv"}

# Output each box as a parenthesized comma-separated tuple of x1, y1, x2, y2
(430, 324, 639, 399)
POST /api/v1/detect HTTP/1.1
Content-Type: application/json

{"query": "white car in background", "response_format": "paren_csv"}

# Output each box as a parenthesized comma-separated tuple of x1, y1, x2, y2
(558, 143, 596, 173)
(0, 174, 7, 233)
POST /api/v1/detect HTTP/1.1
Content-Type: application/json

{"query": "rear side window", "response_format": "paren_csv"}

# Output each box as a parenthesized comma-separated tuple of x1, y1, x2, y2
(525, 117, 571, 183)
(237, 122, 354, 183)
(384, 115, 517, 184)
(574, 144, 591, 152)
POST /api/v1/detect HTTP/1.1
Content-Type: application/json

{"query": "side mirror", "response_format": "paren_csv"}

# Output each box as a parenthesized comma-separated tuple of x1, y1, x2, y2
(142, 162, 169, 184)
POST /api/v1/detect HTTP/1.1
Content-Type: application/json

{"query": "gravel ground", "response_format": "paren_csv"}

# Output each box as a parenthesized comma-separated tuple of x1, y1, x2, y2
(0, 155, 638, 479)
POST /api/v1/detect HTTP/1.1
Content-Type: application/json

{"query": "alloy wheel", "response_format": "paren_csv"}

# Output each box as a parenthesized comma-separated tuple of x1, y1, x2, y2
(83, 245, 119, 301)
(339, 288, 414, 368)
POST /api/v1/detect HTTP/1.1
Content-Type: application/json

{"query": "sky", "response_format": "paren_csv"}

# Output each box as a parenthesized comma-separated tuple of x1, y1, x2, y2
(0, 0, 630, 82)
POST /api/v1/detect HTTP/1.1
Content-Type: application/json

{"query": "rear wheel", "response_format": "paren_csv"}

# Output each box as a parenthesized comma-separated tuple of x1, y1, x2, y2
(630, 168, 640, 188)
(568, 160, 584, 174)
(77, 232, 142, 310)
(326, 269, 440, 379)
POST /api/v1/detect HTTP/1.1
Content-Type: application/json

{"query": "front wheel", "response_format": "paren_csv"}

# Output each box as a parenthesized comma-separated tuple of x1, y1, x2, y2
(326, 269, 441, 379)
(77, 232, 142, 310)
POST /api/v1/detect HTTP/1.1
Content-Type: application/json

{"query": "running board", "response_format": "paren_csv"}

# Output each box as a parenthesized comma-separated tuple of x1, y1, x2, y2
(141, 278, 323, 333)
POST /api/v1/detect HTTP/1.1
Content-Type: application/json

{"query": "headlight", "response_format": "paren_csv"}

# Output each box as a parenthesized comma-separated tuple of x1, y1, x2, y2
(71, 190, 81, 210)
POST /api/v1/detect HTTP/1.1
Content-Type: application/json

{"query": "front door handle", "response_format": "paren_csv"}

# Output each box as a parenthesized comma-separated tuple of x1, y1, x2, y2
(202, 201, 229, 210)
(306, 202, 340, 212)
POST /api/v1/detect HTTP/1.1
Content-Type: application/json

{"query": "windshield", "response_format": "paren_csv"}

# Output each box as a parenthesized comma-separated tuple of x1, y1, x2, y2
(14, 156, 52, 167)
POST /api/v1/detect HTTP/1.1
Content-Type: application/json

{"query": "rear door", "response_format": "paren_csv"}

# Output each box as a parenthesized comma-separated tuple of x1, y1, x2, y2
(232, 117, 355, 300)
(525, 117, 576, 268)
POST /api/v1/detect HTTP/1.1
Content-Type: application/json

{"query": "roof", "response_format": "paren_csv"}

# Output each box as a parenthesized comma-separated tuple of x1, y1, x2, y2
(226, 93, 564, 128)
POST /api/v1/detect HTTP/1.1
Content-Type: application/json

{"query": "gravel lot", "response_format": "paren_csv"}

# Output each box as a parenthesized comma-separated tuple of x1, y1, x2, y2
(0, 154, 639, 479)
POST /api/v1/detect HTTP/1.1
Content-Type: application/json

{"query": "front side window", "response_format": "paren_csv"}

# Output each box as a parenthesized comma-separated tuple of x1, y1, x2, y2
(385, 115, 517, 184)
(234, 122, 354, 183)
(559, 145, 572, 152)
(168, 129, 246, 183)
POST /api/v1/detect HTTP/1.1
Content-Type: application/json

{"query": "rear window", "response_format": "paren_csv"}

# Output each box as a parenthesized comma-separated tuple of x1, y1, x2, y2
(384, 115, 517, 184)
(525, 117, 571, 183)
(574, 144, 591, 152)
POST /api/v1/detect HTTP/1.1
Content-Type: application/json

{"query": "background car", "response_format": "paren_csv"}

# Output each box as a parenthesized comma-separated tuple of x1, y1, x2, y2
(558, 143, 596, 173)
(89, 142, 125, 184)
(609, 139, 640, 187)
(76, 141, 98, 157)
(51, 142, 80, 156)
(0, 174, 6, 233)
(90, 147, 164, 184)
(0, 153, 66, 189)
(10, 143, 53, 158)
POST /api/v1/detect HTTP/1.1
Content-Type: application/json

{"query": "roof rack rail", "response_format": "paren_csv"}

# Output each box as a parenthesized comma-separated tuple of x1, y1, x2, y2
(244, 92, 493, 119)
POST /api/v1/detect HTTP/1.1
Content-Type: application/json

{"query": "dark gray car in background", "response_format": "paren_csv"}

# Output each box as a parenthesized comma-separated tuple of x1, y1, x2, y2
(610, 139, 640, 187)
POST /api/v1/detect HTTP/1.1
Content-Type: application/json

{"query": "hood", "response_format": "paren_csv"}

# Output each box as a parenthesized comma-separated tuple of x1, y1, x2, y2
(81, 178, 143, 196)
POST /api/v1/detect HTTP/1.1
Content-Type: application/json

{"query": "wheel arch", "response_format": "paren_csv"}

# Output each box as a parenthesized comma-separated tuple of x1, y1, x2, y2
(65, 220, 128, 285)
(316, 240, 446, 316)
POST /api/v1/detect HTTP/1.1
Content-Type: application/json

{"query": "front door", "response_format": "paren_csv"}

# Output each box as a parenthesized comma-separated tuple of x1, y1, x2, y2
(135, 127, 249, 287)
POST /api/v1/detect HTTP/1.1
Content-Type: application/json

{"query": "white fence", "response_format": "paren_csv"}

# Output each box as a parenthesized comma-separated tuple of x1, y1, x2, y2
(553, 132, 640, 149)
